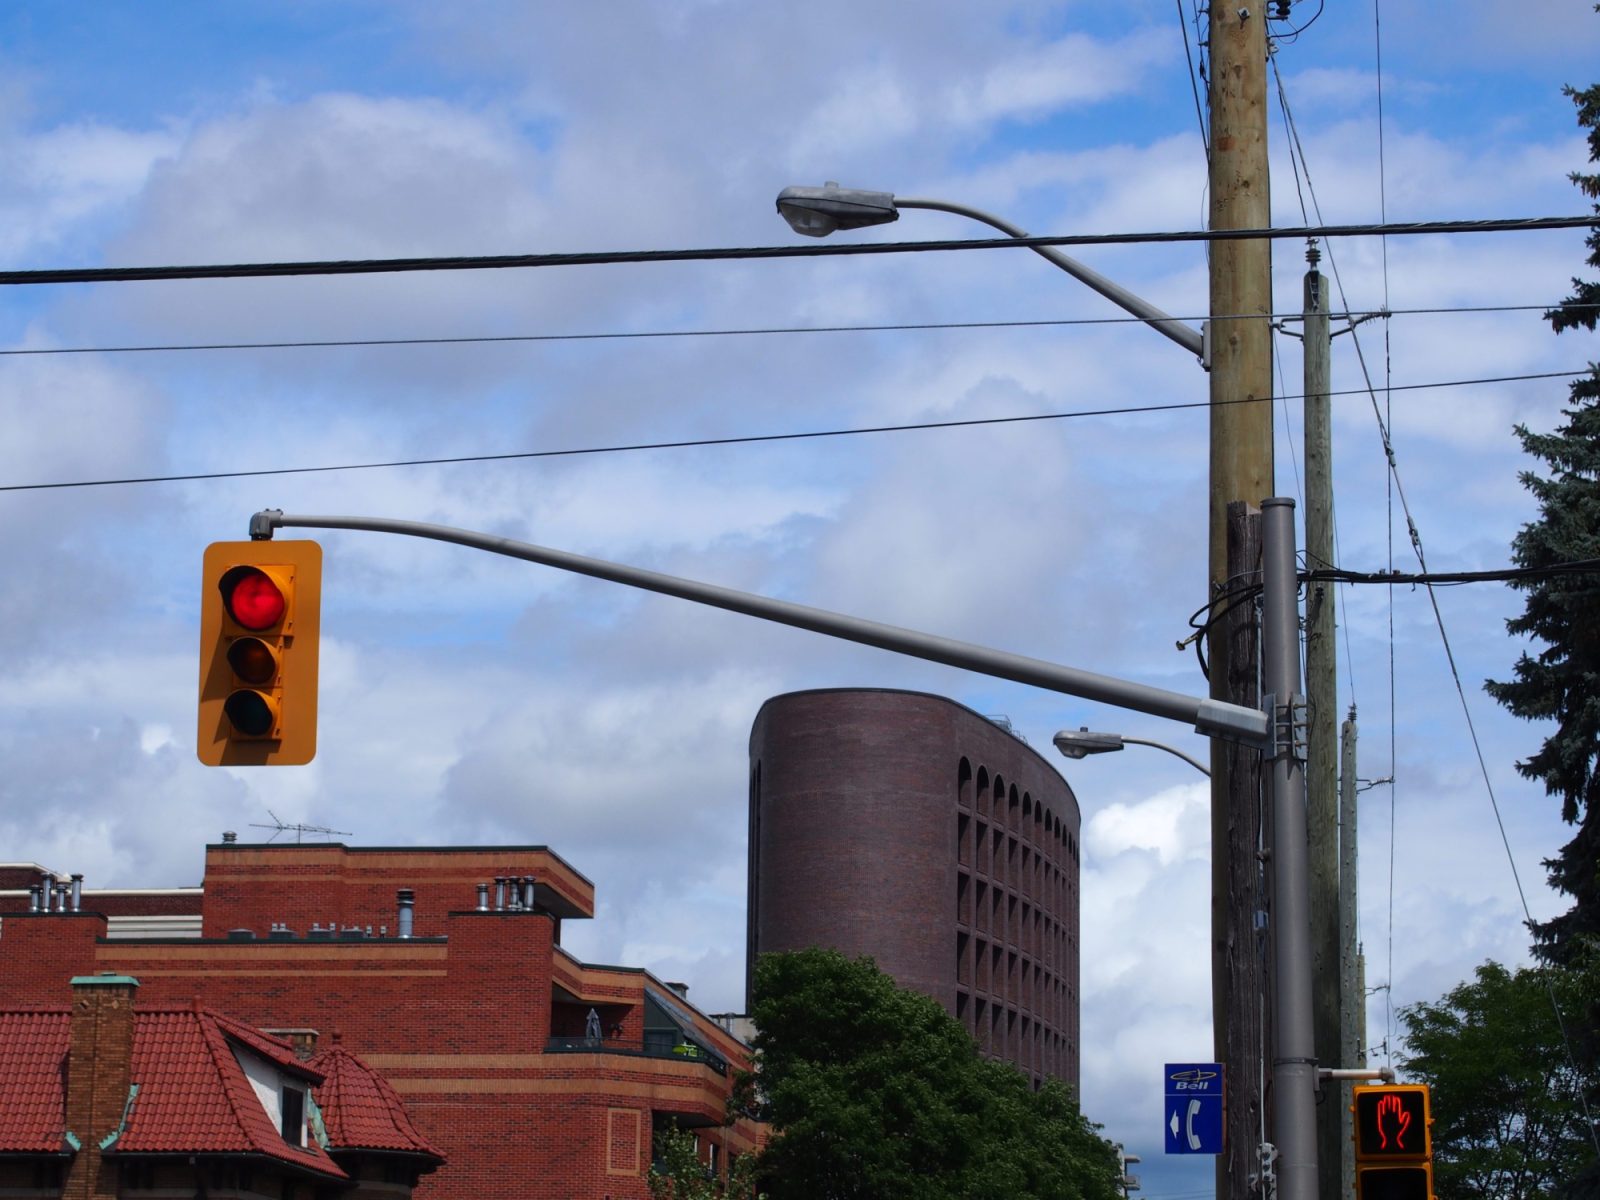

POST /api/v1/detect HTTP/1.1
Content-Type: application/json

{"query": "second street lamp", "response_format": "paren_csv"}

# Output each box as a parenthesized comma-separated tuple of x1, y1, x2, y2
(1052, 727, 1212, 777)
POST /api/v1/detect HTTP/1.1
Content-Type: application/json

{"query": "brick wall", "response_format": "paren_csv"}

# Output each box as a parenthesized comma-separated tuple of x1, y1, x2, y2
(749, 687, 1082, 1086)
(0, 847, 755, 1200)
(199, 844, 594, 939)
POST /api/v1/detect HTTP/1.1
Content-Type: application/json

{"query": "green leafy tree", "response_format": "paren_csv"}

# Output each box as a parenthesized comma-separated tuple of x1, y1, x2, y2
(648, 1125, 762, 1200)
(1399, 959, 1599, 1200)
(1483, 31, 1600, 971)
(746, 947, 1121, 1200)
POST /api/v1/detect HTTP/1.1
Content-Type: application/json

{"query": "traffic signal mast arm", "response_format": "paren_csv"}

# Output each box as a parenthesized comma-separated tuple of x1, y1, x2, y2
(246, 509, 1270, 748)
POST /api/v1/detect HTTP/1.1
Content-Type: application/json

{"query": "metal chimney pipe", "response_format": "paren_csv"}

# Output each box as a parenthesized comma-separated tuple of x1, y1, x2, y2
(58, 883, 71, 912)
(396, 889, 415, 939)
(27, 885, 40, 913)
(70, 874, 83, 912)
(41, 875, 55, 911)
(222, 830, 238, 844)
(476, 882, 490, 911)
(523, 876, 536, 911)
(494, 877, 507, 911)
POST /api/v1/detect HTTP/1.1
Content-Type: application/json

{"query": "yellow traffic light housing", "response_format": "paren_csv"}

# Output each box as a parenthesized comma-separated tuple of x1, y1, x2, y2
(1353, 1084, 1433, 1200)
(197, 540, 321, 765)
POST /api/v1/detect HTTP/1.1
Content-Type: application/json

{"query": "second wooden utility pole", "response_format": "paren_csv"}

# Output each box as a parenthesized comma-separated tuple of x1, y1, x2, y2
(1207, 7, 1274, 1200)
(1303, 245, 1343, 1200)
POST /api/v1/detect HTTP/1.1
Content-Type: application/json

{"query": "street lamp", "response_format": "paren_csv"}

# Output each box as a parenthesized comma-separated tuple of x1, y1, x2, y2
(1053, 726, 1212, 777)
(777, 185, 1320, 1200)
(775, 182, 1205, 361)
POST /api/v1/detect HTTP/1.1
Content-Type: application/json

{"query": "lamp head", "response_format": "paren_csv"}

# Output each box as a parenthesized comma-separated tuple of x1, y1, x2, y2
(776, 182, 899, 238)
(1052, 727, 1127, 760)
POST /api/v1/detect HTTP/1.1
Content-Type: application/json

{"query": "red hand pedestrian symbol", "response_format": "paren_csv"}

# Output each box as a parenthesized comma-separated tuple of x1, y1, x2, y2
(1377, 1093, 1411, 1150)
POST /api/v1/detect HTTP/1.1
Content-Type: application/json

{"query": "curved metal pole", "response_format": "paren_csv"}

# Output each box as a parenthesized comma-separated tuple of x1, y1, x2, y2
(1120, 735, 1213, 777)
(249, 509, 1268, 747)
(894, 196, 1206, 360)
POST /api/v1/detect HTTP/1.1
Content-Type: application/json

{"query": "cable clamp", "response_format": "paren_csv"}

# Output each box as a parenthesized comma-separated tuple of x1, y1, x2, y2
(1250, 1141, 1279, 1200)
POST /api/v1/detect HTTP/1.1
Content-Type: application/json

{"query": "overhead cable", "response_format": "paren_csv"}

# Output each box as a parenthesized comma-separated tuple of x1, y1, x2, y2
(2, 303, 1593, 359)
(0, 216, 1594, 287)
(0, 367, 1585, 495)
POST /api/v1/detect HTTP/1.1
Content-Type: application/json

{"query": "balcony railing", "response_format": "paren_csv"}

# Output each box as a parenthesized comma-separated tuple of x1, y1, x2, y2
(544, 1031, 729, 1076)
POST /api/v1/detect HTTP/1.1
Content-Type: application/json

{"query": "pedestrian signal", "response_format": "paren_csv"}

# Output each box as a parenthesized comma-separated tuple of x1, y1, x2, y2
(197, 540, 321, 766)
(1353, 1084, 1433, 1200)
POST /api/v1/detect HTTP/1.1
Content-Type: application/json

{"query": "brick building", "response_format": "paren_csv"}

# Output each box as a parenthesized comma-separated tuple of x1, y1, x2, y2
(0, 843, 760, 1200)
(747, 688, 1082, 1086)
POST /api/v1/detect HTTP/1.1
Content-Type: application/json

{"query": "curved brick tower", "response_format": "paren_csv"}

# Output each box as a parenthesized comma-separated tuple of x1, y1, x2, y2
(747, 688, 1081, 1087)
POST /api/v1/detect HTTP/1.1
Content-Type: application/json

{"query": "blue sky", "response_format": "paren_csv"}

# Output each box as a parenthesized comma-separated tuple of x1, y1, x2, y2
(2, 3, 1598, 1196)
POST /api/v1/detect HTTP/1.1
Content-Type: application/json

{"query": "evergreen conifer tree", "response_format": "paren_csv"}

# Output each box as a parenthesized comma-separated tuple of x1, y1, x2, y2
(1484, 67, 1600, 969)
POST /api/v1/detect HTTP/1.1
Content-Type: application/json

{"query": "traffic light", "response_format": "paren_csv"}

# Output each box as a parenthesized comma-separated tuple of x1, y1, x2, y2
(197, 540, 321, 766)
(1352, 1084, 1433, 1200)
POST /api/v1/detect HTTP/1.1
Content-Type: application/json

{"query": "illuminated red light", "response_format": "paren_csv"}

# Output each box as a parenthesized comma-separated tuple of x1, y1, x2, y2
(1355, 1086, 1430, 1160)
(221, 567, 286, 631)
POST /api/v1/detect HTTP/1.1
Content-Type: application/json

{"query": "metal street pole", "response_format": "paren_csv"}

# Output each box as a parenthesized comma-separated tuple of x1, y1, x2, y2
(1338, 708, 1363, 1196)
(1262, 498, 1318, 1200)
(245, 509, 1269, 746)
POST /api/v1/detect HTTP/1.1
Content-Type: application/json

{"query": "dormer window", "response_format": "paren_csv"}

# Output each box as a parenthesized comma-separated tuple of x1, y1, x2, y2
(232, 1042, 312, 1149)
(280, 1086, 305, 1146)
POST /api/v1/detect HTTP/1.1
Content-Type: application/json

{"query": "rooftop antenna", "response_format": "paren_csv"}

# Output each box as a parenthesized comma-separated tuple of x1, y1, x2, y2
(249, 808, 352, 844)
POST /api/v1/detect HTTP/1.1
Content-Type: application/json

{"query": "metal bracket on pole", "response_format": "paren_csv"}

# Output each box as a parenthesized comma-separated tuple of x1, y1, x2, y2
(1317, 1067, 1396, 1084)
(249, 509, 283, 540)
(1195, 697, 1273, 750)
(1265, 693, 1307, 762)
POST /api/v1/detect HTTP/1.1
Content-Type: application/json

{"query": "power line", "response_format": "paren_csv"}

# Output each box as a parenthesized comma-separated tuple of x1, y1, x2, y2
(1, 367, 1584, 495)
(2, 303, 1592, 359)
(1308, 559, 1600, 586)
(0, 217, 1593, 287)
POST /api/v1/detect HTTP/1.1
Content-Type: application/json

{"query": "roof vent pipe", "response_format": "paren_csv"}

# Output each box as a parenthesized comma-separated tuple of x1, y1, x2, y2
(494, 877, 507, 911)
(476, 882, 490, 911)
(56, 883, 70, 913)
(70, 874, 83, 912)
(397, 889, 415, 939)
(222, 830, 237, 844)
(41, 874, 55, 911)
(27, 884, 41, 913)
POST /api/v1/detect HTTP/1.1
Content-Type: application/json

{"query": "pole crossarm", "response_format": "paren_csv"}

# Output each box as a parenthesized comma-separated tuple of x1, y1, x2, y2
(248, 509, 1269, 747)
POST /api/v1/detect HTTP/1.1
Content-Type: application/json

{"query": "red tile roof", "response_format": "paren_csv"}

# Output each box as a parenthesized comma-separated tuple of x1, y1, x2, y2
(0, 1006, 345, 1180)
(113, 1008, 345, 1180)
(0, 1011, 70, 1152)
(308, 1041, 445, 1160)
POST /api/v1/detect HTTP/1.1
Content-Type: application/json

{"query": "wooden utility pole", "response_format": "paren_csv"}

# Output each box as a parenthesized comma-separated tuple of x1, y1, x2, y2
(1303, 247, 1342, 1200)
(1217, 503, 1268, 1200)
(1207, 6, 1274, 1200)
